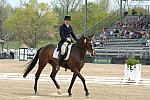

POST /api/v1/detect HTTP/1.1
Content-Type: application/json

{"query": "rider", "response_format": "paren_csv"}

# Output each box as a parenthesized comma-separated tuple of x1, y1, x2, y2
(57, 15, 78, 67)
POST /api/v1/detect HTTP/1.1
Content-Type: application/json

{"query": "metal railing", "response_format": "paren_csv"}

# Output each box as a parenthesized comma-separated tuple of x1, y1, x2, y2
(94, 47, 150, 59)
(79, 10, 121, 37)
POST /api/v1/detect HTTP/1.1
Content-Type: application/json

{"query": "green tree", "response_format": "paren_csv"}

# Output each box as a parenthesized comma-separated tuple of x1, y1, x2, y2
(0, 0, 13, 40)
(4, 0, 58, 48)
(70, 1, 110, 34)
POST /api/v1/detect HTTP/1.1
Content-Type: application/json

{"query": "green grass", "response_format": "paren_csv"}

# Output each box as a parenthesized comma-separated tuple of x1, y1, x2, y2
(3, 38, 59, 49)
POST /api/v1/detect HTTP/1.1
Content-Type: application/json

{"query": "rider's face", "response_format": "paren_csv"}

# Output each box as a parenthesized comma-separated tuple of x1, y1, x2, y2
(64, 20, 71, 25)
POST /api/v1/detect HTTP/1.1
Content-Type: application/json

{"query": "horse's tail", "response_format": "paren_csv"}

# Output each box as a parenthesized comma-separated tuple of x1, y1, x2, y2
(23, 48, 42, 78)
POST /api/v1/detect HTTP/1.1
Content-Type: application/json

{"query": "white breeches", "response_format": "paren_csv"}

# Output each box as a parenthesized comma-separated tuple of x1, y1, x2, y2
(61, 42, 69, 55)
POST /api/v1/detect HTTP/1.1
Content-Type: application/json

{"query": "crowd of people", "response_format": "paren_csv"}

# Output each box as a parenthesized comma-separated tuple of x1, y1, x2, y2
(96, 11, 150, 47)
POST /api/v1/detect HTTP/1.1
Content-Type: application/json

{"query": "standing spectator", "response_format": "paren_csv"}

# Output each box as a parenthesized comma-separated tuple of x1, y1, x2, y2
(140, 12, 143, 16)
(9, 49, 15, 59)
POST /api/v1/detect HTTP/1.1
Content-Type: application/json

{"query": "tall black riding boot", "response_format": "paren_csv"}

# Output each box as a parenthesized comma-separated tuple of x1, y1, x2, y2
(58, 54, 64, 65)
(56, 54, 64, 70)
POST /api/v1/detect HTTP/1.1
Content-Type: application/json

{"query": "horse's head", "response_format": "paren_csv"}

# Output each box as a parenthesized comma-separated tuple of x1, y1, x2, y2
(78, 34, 96, 56)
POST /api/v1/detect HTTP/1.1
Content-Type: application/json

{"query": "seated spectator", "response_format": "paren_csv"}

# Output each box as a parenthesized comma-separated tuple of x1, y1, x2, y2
(109, 30, 114, 36)
(124, 11, 128, 16)
(132, 9, 137, 16)
(125, 30, 130, 38)
(134, 31, 139, 39)
(138, 32, 142, 38)
(114, 29, 119, 36)
(129, 30, 134, 38)
(141, 31, 146, 39)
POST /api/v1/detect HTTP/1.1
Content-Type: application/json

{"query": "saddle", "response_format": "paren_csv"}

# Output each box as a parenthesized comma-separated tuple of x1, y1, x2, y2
(53, 43, 73, 60)
(53, 43, 73, 71)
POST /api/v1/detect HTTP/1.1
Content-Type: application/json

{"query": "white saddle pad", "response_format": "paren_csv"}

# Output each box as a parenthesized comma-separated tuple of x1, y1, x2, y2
(53, 43, 73, 60)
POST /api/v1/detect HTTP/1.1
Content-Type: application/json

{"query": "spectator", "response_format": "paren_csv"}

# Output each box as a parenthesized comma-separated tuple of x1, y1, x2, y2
(114, 29, 119, 36)
(109, 30, 114, 36)
(129, 30, 134, 38)
(10, 52, 14, 59)
(140, 12, 143, 16)
(132, 9, 137, 16)
(124, 11, 128, 16)
(9, 49, 15, 59)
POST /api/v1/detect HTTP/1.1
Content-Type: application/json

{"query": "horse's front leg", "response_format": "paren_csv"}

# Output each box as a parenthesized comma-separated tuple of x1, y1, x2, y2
(73, 69, 89, 96)
(68, 73, 77, 96)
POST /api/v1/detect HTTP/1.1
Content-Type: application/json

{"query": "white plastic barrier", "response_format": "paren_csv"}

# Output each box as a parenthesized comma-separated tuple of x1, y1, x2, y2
(124, 64, 141, 84)
(19, 48, 28, 61)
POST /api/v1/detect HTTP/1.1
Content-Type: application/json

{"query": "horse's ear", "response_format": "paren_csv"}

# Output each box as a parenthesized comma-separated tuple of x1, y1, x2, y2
(81, 35, 85, 39)
(81, 34, 88, 39)
(84, 34, 88, 37)
(88, 34, 94, 38)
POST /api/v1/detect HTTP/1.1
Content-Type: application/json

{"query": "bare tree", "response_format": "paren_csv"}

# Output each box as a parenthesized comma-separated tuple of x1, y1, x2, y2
(0, 0, 12, 40)
(0, 0, 6, 39)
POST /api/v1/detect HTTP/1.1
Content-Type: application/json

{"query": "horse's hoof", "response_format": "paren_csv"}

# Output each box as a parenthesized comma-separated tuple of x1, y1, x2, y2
(34, 88, 37, 94)
(68, 93, 72, 97)
(57, 89, 61, 95)
(85, 92, 89, 96)
(34, 91, 37, 95)
(23, 75, 26, 78)
(35, 92, 38, 95)
(68, 92, 72, 97)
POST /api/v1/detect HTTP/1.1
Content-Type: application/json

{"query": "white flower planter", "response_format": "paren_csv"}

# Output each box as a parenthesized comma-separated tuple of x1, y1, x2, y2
(124, 64, 141, 83)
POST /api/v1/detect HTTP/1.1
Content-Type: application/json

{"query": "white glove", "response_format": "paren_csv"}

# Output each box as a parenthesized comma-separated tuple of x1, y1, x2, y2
(67, 38, 71, 42)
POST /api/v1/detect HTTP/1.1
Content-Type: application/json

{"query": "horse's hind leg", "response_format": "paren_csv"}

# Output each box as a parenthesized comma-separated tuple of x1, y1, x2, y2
(49, 62, 60, 94)
(34, 61, 47, 94)
(50, 66, 60, 89)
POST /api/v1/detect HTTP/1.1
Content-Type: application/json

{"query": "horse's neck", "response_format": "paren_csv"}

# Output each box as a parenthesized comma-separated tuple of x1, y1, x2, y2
(74, 42, 86, 59)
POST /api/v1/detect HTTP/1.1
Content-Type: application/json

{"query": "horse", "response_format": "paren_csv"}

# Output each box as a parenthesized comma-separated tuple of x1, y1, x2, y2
(23, 35, 96, 96)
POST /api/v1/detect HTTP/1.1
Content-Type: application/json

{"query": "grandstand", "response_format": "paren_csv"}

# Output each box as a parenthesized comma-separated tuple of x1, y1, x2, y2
(85, 9, 150, 64)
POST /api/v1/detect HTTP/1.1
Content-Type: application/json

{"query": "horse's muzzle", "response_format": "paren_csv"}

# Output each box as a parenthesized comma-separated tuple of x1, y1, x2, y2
(90, 49, 96, 56)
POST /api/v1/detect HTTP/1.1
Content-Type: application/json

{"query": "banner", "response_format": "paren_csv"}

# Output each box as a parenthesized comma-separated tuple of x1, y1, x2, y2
(130, 0, 150, 6)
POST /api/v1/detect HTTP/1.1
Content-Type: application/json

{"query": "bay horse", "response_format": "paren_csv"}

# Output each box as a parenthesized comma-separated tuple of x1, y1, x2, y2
(23, 35, 96, 96)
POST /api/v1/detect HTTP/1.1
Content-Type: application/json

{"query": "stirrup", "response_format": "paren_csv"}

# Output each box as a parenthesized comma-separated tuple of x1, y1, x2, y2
(65, 68, 67, 71)
(57, 49, 60, 52)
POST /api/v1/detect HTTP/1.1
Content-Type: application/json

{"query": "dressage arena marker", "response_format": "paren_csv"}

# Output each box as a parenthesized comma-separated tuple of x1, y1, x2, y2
(124, 64, 141, 84)
(0, 73, 150, 86)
